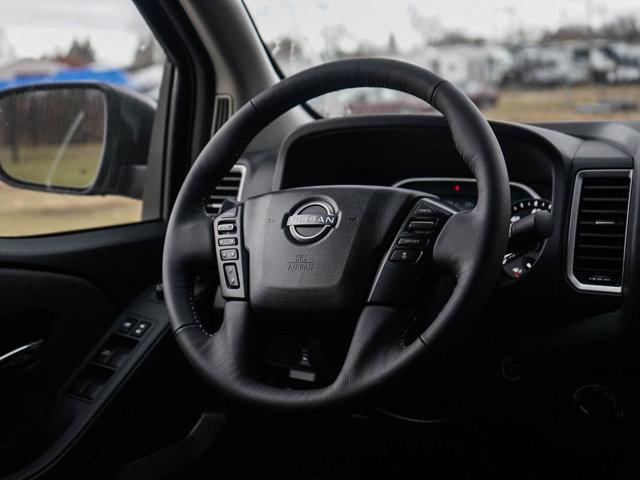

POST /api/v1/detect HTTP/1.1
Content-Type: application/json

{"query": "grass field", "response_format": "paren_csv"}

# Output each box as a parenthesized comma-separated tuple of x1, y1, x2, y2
(485, 84, 640, 122)
(0, 143, 102, 189)
(0, 143, 140, 237)
(0, 182, 141, 236)
(0, 85, 638, 237)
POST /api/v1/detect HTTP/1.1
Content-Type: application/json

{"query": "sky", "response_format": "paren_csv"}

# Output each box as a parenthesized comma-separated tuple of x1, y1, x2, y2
(1, 0, 639, 67)
(0, 0, 151, 66)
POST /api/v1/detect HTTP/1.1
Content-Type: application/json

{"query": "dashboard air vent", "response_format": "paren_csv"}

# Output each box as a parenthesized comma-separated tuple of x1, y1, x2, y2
(204, 165, 245, 216)
(212, 95, 233, 134)
(568, 170, 631, 293)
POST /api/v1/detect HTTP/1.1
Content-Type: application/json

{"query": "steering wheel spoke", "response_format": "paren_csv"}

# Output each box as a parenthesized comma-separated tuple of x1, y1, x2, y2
(169, 213, 216, 269)
(177, 300, 423, 412)
(369, 197, 455, 304)
(432, 209, 485, 276)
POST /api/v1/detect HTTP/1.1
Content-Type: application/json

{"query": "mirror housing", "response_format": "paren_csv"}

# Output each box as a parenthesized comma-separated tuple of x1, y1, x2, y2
(0, 82, 155, 199)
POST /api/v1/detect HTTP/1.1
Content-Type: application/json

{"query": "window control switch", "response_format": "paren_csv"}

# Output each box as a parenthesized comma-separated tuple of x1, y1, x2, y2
(81, 382, 104, 400)
(93, 348, 114, 365)
(131, 321, 151, 337)
(68, 378, 90, 397)
(118, 318, 136, 333)
(106, 351, 128, 369)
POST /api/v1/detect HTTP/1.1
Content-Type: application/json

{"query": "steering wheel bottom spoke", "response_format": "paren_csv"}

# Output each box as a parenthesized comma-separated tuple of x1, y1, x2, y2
(369, 197, 455, 305)
(176, 300, 425, 412)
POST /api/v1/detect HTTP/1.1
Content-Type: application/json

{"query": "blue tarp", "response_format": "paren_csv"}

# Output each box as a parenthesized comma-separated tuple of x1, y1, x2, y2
(0, 67, 131, 91)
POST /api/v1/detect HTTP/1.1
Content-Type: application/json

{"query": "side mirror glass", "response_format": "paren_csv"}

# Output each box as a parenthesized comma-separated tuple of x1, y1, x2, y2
(0, 82, 155, 198)
(0, 87, 106, 190)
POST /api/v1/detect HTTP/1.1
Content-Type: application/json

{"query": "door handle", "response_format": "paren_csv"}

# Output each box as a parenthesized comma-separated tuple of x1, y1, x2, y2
(0, 339, 44, 369)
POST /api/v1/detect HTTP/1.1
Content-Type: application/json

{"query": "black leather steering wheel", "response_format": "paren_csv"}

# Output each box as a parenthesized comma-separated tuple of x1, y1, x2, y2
(163, 58, 511, 412)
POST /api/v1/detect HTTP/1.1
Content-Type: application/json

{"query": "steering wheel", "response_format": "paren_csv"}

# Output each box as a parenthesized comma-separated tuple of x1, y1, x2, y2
(163, 58, 510, 412)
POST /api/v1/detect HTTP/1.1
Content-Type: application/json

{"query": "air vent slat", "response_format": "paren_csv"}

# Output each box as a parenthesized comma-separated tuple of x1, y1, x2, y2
(575, 267, 618, 273)
(581, 209, 627, 214)
(576, 255, 623, 262)
(577, 244, 624, 250)
(582, 197, 628, 202)
(569, 171, 631, 292)
(583, 185, 629, 191)
(212, 95, 233, 134)
(578, 221, 625, 226)
(204, 165, 245, 217)
(578, 233, 625, 239)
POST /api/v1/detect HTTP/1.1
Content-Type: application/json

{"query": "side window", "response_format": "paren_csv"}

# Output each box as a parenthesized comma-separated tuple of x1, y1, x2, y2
(0, 0, 165, 237)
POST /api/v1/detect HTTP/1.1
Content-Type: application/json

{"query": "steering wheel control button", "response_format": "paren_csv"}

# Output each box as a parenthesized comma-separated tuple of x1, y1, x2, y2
(220, 248, 239, 261)
(287, 200, 338, 243)
(408, 220, 437, 233)
(390, 249, 421, 262)
(219, 207, 238, 219)
(214, 205, 246, 299)
(397, 237, 427, 247)
(218, 237, 238, 246)
(369, 198, 455, 305)
(413, 205, 436, 218)
(217, 222, 236, 234)
(223, 264, 240, 289)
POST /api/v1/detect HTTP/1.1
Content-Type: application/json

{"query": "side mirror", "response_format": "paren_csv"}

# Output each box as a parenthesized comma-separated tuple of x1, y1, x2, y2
(0, 82, 155, 199)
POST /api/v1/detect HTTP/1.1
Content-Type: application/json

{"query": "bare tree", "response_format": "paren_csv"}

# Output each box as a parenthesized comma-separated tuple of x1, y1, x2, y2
(407, 5, 443, 46)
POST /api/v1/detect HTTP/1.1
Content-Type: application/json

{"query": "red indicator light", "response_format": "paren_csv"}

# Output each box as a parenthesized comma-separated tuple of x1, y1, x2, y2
(453, 184, 461, 192)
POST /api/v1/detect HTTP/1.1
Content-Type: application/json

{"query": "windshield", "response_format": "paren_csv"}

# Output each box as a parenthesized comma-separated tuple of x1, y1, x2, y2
(245, 0, 640, 122)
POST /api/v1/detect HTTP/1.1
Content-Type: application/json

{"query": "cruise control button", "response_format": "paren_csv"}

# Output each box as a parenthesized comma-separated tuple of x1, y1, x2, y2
(217, 222, 236, 233)
(224, 264, 240, 288)
(413, 205, 436, 217)
(220, 248, 238, 261)
(218, 237, 238, 246)
(219, 207, 238, 219)
(397, 237, 427, 247)
(389, 249, 421, 262)
(408, 220, 436, 232)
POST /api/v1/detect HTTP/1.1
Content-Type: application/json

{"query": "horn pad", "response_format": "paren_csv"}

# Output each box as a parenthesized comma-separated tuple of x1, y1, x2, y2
(242, 186, 417, 316)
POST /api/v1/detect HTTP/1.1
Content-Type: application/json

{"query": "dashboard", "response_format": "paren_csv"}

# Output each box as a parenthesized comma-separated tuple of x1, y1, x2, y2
(235, 114, 638, 350)
(272, 115, 558, 284)
(226, 113, 640, 432)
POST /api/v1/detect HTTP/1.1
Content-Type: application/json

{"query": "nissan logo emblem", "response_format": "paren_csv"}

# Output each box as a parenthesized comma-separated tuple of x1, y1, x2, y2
(286, 201, 338, 243)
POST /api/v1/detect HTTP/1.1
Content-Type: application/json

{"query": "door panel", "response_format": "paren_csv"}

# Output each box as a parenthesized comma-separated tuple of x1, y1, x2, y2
(0, 269, 116, 449)
(0, 223, 164, 474)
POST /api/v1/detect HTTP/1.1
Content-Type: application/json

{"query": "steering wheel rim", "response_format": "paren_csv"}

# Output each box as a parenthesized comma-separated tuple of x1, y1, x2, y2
(163, 58, 511, 412)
